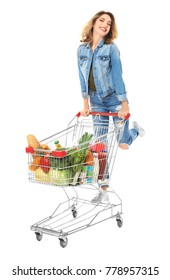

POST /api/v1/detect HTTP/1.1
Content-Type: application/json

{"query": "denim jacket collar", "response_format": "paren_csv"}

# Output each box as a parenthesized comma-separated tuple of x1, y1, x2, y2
(86, 38, 105, 49)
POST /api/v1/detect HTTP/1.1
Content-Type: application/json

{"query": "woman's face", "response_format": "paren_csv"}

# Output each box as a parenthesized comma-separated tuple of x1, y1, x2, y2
(93, 14, 111, 38)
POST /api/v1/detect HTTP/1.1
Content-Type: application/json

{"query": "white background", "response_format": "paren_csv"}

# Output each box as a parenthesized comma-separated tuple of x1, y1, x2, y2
(0, 0, 169, 279)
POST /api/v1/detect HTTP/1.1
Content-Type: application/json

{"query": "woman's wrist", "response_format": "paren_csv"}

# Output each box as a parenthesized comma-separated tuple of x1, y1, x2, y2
(84, 98, 90, 110)
(121, 100, 129, 109)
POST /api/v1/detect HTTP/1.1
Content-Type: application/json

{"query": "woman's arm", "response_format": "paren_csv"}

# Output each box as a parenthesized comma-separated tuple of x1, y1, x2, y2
(77, 46, 88, 98)
(110, 44, 129, 118)
(80, 97, 90, 116)
(118, 100, 130, 119)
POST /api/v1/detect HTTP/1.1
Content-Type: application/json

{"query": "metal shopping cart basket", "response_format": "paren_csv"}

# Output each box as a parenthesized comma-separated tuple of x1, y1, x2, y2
(26, 111, 130, 247)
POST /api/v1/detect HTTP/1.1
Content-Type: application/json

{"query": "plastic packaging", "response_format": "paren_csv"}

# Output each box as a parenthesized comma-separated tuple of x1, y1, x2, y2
(79, 166, 88, 184)
(98, 150, 107, 180)
(92, 153, 99, 182)
(87, 165, 93, 183)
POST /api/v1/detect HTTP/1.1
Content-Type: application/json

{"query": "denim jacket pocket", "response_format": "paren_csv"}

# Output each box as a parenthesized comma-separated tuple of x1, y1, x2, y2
(98, 56, 110, 67)
(79, 56, 88, 66)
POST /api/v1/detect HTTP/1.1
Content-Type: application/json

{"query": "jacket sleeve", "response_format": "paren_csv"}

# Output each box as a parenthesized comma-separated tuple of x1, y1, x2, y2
(77, 46, 88, 98)
(110, 44, 127, 101)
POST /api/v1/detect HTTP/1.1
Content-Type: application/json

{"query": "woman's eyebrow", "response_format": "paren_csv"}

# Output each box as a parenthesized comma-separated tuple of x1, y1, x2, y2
(101, 17, 111, 24)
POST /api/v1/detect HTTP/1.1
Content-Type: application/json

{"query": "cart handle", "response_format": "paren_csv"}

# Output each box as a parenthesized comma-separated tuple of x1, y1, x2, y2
(76, 111, 130, 120)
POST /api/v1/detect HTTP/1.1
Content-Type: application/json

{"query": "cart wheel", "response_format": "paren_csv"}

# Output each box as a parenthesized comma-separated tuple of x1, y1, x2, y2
(117, 219, 123, 228)
(72, 210, 77, 218)
(35, 232, 43, 241)
(116, 214, 123, 228)
(59, 237, 68, 248)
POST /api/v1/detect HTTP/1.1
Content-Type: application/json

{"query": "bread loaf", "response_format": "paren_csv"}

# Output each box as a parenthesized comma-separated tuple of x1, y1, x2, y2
(27, 134, 41, 149)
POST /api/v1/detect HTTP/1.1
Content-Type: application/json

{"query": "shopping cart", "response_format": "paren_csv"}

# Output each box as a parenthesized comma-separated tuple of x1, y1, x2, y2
(26, 111, 130, 247)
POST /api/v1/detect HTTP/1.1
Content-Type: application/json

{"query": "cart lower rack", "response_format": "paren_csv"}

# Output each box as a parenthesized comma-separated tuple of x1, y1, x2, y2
(26, 111, 129, 247)
(31, 187, 123, 247)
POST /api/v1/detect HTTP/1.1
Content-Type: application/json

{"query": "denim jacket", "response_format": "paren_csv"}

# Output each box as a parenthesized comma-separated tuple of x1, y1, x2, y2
(77, 39, 127, 101)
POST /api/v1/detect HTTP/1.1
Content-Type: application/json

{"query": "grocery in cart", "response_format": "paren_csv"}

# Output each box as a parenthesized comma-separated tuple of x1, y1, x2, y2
(26, 111, 130, 247)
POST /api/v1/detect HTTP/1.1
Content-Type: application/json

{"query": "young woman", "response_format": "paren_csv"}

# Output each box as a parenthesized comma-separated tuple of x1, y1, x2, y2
(77, 11, 144, 203)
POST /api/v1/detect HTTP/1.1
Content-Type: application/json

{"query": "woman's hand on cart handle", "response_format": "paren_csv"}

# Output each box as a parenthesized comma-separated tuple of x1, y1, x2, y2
(118, 100, 130, 119)
(79, 98, 90, 117)
(76, 111, 130, 120)
(80, 108, 90, 117)
(118, 109, 130, 120)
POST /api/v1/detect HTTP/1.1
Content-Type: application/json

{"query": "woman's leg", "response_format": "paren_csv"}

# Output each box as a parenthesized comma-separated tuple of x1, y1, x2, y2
(117, 119, 139, 149)
(89, 92, 110, 202)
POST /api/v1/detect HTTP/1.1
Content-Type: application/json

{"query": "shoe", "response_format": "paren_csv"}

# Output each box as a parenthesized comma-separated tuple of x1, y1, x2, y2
(132, 121, 145, 137)
(99, 181, 109, 188)
(91, 191, 109, 203)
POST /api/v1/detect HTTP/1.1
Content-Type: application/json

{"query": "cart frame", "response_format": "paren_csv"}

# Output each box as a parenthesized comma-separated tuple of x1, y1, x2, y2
(26, 111, 130, 247)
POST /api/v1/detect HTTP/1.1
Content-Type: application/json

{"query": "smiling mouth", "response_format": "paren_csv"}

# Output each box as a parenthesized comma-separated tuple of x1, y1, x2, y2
(100, 27, 107, 32)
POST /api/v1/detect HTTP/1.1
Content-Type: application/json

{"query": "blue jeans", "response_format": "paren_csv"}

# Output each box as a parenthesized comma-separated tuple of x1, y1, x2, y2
(89, 90, 139, 147)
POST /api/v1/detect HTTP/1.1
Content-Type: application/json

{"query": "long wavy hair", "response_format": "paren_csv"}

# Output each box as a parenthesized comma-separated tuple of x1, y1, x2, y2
(80, 11, 118, 44)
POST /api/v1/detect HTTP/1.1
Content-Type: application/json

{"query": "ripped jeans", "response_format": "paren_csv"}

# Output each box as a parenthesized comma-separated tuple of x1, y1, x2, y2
(89, 90, 139, 187)
(89, 90, 139, 147)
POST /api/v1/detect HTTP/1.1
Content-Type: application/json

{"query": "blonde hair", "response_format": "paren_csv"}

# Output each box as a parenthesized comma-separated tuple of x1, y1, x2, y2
(81, 11, 118, 44)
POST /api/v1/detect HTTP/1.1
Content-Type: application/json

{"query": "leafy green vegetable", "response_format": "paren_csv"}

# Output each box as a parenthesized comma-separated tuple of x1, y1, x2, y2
(69, 132, 93, 174)
(49, 154, 72, 170)
(48, 168, 73, 186)
(49, 132, 93, 178)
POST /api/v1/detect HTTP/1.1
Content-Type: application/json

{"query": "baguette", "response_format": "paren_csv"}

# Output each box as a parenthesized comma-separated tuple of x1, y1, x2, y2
(27, 134, 41, 149)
